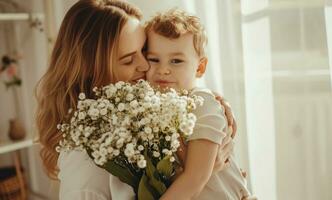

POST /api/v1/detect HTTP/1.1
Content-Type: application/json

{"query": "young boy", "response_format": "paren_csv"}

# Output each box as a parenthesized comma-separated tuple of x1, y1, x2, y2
(145, 9, 254, 200)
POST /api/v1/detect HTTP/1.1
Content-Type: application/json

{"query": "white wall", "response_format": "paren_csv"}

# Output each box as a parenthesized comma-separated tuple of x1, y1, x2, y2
(0, 0, 59, 199)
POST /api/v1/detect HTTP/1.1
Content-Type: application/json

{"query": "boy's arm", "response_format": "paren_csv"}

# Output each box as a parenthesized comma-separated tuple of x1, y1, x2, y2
(176, 133, 234, 173)
(160, 139, 219, 200)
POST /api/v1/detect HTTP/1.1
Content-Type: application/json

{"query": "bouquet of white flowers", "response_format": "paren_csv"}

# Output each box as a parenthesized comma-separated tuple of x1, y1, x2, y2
(57, 80, 203, 199)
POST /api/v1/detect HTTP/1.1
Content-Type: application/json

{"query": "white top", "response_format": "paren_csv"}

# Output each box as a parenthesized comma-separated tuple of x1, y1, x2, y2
(58, 150, 135, 200)
(58, 150, 111, 200)
(188, 88, 250, 200)
(57, 88, 249, 200)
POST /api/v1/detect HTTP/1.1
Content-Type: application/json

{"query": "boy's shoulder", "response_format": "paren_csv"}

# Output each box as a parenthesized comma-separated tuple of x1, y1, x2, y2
(190, 87, 225, 114)
(189, 87, 228, 134)
(191, 87, 215, 99)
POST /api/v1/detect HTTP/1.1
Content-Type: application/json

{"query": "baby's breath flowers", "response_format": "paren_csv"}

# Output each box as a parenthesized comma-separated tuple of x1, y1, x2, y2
(57, 80, 203, 199)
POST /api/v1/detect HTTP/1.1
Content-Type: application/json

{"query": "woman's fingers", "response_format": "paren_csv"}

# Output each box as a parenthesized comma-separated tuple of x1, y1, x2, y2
(223, 100, 234, 126)
(215, 95, 237, 138)
(222, 140, 234, 156)
(240, 168, 247, 178)
(241, 196, 258, 200)
(213, 157, 231, 172)
(213, 140, 234, 172)
(221, 134, 231, 148)
(224, 102, 237, 139)
(230, 119, 237, 138)
(217, 96, 233, 126)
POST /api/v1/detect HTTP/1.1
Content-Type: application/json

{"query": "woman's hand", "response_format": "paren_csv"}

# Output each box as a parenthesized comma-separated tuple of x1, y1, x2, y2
(214, 95, 237, 139)
(242, 195, 258, 200)
(212, 130, 234, 172)
(213, 93, 237, 172)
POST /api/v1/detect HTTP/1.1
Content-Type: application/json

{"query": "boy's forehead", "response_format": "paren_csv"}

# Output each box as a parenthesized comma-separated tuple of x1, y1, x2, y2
(147, 31, 196, 54)
(147, 30, 194, 42)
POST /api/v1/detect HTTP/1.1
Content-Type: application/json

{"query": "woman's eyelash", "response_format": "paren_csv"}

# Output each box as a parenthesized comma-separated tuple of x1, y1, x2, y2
(123, 57, 134, 65)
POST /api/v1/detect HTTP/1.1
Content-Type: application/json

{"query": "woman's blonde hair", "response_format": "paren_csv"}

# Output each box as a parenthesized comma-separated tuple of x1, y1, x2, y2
(35, 0, 142, 178)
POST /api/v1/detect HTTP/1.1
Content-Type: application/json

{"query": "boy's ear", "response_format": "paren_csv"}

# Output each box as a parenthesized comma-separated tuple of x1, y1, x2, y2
(196, 57, 208, 78)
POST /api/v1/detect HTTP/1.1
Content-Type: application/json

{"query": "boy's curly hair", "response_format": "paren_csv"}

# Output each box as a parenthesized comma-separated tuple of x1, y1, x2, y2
(145, 8, 207, 57)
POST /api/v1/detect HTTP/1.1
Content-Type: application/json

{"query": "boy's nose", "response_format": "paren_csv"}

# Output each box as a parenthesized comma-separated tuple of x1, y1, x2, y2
(157, 65, 171, 75)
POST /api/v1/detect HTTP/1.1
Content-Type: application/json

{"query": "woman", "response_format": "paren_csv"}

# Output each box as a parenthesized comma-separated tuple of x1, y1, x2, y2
(36, 0, 237, 199)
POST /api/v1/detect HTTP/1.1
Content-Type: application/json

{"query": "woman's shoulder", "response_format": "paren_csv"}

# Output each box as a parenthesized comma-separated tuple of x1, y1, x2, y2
(191, 87, 214, 98)
(58, 150, 96, 177)
(58, 150, 92, 168)
(58, 150, 108, 179)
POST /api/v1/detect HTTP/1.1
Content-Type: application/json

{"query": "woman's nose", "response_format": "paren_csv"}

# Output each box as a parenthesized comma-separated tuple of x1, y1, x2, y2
(136, 54, 150, 72)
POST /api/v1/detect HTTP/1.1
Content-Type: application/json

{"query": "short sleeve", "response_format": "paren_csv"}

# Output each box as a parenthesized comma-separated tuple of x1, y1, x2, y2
(58, 150, 111, 200)
(187, 88, 228, 144)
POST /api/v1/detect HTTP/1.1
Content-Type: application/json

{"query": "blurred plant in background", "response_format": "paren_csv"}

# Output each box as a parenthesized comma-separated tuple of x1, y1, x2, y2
(1, 55, 22, 89)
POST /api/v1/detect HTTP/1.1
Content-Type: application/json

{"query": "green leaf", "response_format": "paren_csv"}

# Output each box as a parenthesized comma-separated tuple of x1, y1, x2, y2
(85, 149, 140, 192)
(144, 151, 167, 196)
(104, 160, 140, 190)
(138, 174, 156, 200)
(156, 155, 173, 179)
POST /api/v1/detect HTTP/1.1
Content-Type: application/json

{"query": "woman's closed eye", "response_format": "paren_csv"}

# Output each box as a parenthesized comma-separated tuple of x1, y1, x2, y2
(122, 56, 134, 65)
(170, 59, 184, 64)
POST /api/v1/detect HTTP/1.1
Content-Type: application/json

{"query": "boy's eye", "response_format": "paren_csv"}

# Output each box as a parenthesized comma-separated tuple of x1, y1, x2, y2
(147, 58, 159, 63)
(170, 59, 184, 64)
